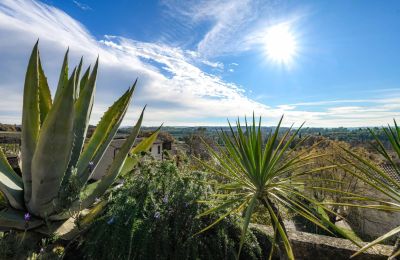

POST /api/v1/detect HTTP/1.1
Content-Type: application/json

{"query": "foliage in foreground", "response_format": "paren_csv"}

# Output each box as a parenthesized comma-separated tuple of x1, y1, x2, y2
(198, 115, 358, 259)
(0, 42, 144, 237)
(339, 120, 400, 258)
(82, 158, 266, 260)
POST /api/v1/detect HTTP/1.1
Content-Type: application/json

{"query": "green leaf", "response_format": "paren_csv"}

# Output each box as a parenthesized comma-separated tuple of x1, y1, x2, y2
(238, 196, 257, 257)
(74, 57, 83, 100)
(0, 148, 24, 210)
(21, 40, 41, 204)
(79, 66, 91, 94)
(38, 56, 52, 125)
(66, 59, 98, 179)
(28, 68, 76, 217)
(76, 82, 136, 184)
(79, 200, 107, 226)
(80, 107, 145, 208)
(119, 125, 162, 176)
(132, 125, 161, 154)
(53, 48, 69, 104)
(265, 200, 294, 260)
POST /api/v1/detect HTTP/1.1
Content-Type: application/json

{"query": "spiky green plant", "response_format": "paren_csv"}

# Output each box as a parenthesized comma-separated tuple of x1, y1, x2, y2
(198, 115, 357, 259)
(0, 42, 145, 236)
(338, 120, 400, 258)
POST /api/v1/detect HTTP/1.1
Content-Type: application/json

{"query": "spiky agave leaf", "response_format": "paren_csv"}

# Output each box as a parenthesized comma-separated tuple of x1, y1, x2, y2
(53, 49, 69, 104)
(0, 42, 145, 236)
(66, 60, 97, 180)
(197, 115, 349, 259)
(49, 107, 145, 221)
(21, 41, 41, 204)
(119, 125, 162, 177)
(80, 107, 145, 208)
(74, 57, 83, 100)
(38, 56, 52, 125)
(28, 68, 76, 217)
(79, 66, 91, 94)
(0, 148, 24, 210)
(336, 120, 400, 257)
(75, 82, 136, 184)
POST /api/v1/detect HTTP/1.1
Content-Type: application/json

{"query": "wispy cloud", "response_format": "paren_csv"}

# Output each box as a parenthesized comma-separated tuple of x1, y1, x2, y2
(162, 0, 304, 59)
(162, 0, 260, 57)
(0, 0, 399, 127)
(0, 0, 282, 126)
(72, 0, 91, 11)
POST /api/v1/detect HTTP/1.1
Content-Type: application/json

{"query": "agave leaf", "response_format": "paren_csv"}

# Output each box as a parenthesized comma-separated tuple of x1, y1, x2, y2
(36, 216, 79, 240)
(119, 126, 161, 176)
(29, 69, 76, 217)
(21, 41, 40, 203)
(132, 125, 161, 154)
(0, 208, 42, 230)
(238, 196, 257, 257)
(53, 49, 69, 104)
(76, 82, 136, 184)
(74, 57, 83, 100)
(45, 201, 105, 240)
(79, 200, 107, 226)
(38, 56, 52, 125)
(66, 59, 98, 179)
(79, 66, 91, 94)
(0, 148, 24, 210)
(118, 157, 139, 178)
(80, 107, 144, 208)
(265, 200, 294, 260)
(195, 199, 248, 235)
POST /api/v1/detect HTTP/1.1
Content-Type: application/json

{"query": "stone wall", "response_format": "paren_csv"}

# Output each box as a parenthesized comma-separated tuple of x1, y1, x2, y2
(346, 181, 400, 242)
(252, 224, 394, 259)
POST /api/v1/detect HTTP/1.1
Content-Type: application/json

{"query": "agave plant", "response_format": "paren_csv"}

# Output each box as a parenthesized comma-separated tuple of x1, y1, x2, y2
(197, 115, 357, 259)
(0, 42, 146, 237)
(338, 120, 400, 258)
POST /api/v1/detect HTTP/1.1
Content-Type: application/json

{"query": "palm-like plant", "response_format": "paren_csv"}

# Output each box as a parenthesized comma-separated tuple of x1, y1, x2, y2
(339, 120, 400, 258)
(198, 115, 352, 259)
(0, 42, 145, 237)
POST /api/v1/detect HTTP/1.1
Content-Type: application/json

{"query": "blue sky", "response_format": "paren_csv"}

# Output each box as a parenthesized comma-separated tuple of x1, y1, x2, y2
(1, 0, 400, 127)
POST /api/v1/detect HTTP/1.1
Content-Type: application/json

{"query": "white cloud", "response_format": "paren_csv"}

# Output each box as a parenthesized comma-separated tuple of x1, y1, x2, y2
(162, 0, 260, 57)
(0, 0, 399, 128)
(72, 0, 91, 11)
(0, 0, 284, 126)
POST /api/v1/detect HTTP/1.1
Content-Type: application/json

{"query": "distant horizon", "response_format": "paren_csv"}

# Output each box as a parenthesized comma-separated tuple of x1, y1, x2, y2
(0, 122, 387, 130)
(1, 1, 400, 127)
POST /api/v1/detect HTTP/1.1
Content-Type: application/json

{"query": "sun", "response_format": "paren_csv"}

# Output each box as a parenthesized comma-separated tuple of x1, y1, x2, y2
(264, 24, 297, 66)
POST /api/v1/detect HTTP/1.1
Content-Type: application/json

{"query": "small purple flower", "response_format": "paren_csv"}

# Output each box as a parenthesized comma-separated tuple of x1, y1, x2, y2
(154, 212, 161, 219)
(88, 161, 94, 173)
(107, 216, 115, 225)
(39, 248, 44, 254)
(24, 212, 31, 222)
(162, 195, 168, 204)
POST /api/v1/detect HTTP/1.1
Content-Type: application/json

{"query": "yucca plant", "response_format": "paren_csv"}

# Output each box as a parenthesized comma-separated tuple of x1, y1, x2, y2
(338, 120, 400, 258)
(197, 115, 356, 259)
(0, 41, 146, 237)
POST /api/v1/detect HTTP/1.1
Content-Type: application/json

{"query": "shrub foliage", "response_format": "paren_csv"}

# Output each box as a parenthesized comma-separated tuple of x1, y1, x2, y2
(82, 158, 265, 259)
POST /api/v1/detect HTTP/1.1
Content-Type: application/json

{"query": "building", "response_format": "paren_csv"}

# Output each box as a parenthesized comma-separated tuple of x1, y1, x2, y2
(90, 136, 172, 180)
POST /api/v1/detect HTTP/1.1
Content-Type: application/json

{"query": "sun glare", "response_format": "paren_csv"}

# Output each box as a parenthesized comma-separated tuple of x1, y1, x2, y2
(264, 24, 297, 66)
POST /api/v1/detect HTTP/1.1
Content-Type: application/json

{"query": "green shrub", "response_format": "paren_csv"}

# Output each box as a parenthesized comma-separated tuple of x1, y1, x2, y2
(82, 158, 264, 259)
